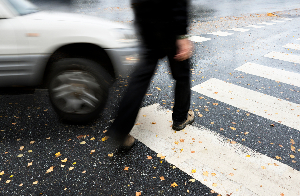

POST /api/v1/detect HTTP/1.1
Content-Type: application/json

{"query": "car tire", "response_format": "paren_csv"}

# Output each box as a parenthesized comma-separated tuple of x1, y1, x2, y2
(48, 58, 112, 123)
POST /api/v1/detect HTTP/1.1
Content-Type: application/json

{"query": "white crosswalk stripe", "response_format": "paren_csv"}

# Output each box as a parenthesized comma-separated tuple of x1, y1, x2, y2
(192, 78, 300, 131)
(283, 43, 300, 50)
(235, 62, 300, 87)
(131, 104, 300, 196)
(264, 51, 300, 64)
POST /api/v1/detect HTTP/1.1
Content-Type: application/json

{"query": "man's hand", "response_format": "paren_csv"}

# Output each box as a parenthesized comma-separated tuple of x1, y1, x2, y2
(174, 38, 194, 61)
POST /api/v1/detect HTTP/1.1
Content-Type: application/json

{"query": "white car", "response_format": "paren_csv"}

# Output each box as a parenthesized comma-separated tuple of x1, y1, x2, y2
(0, 0, 139, 123)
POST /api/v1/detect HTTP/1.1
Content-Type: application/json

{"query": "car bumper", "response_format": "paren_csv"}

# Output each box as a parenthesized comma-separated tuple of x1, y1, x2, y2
(105, 47, 140, 78)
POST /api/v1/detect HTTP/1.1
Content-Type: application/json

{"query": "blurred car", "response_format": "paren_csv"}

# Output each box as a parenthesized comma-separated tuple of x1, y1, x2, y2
(0, 0, 139, 123)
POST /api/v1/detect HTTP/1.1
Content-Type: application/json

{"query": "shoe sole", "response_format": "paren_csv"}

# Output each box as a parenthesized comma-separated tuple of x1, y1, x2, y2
(172, 118, 194, 131)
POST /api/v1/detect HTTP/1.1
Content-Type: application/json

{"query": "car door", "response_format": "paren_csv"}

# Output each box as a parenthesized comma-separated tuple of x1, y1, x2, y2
(0, 1, 31, 86)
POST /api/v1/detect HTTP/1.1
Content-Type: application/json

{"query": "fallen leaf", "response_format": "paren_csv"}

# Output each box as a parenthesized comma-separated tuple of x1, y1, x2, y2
(232, 122, 237, 124)
(155, 87, 161, 91)
(246, 113, 250, 116)
(220, 128, 224, 131)
(261, 166, 266, 169)
(229, 173, 234, 176)
(211, 173, 216, 176)
(135, 123, 140, 125)
(124, 167, 129, 171)
(214, 92, 218, 94)
(90, 150, 95, 154)
(290, 155, 295, 158)
(80, 141, 86, 144)
(189, 179, 195, 182)
(290, 139, 295, 145)
(212, 183, 217, 187)
(157, 153, 163, 158)
(191, 169, 196, 173)
(69, 167, 74, 171)
(103, 130, 108, 133)
(19, 183, 23, 186)
(30, 141, 35, 144)
(17, 154, 23, 157)
(28, 162, 33, 167)
(275, 156, 282, 160)
(61, 158, 68, 162)
(191, 151, 195, 153)
(46, 166, 54, 173)
(6, 180, 11, 183)
(82, 171, 86, 173)
(108, 153, 113, 157)
(90, 137, 95, 140)
(73, 162, 76, 165)
(136, 192, 142, 196)
(230, 140, 237, 144)
(61, 165, 65, 167)
(244, 132, 249, 135)
(230, 127, 236, 130)
(246, 155, 251, 157)
(160, 176, 165, 180)
(171, 182, 178, 187)
(213, 103, 218, 105)
(291, 146, 296, 152)
(55, 152, 61, 158)
(151, 122, 156, 124)
(102, 136, 109, 141)
(0, 171, 4, 175)
(174, 141, 179, 145)
(198, 113, 203, 117)
(33, 181, 38, 184)
(147, 156, 152, 160)
(46, 137, 50, 139)
(270, 124, 275, 127)
(28, 150, 32, 153)
(19, 146, 24, 151)
(180, 139, 184, 142)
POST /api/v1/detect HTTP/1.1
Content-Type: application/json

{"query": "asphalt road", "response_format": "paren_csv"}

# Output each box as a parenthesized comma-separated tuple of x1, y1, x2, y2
(1, 1, 300, 195)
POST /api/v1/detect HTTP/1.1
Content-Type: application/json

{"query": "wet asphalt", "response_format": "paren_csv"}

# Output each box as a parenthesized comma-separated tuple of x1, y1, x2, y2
(1, 0, 300, 195)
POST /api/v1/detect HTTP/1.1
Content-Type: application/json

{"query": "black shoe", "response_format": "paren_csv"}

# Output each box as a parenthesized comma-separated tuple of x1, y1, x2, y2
(172, 110, 194, 131)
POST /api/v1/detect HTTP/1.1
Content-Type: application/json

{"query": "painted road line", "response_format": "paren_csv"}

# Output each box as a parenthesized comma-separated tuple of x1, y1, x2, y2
(207, 31, 234, 36)
(257, 22, 275, 25)
(191, 78, 300, 131)
(228, 28, 249, 32)
(283, 43, 300, 50)
(264, 51, 300, 64)
(189, 36, 211, 43)
(131, 104, 300, 196)
(235, 62, 300, 87)
(246, 25, 264, 29)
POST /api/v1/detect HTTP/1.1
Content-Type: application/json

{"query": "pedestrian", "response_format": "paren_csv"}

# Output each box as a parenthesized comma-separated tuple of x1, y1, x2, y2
(107, 0, 194, 149)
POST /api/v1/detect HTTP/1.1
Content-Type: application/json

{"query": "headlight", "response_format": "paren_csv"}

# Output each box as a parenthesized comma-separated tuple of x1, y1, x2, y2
(112, 28, 138, 43)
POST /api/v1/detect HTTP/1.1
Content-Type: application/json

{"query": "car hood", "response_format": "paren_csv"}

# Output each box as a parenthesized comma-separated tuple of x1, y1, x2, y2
(23, 11, 131, 29)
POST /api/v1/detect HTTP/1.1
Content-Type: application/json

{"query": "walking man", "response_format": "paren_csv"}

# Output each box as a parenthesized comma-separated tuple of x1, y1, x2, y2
(107, 0, 194, 149)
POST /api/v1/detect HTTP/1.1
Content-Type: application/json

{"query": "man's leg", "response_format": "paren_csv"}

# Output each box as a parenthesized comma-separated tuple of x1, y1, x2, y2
(108, 55, 158, 142)
(168, 55, 192, 125)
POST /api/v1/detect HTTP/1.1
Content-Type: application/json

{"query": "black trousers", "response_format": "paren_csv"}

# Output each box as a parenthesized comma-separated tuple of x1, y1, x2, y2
(108, 42, 191, 141)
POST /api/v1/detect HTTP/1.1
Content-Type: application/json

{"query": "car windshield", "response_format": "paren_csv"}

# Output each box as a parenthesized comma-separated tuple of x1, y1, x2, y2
(6, 0, 39, 15)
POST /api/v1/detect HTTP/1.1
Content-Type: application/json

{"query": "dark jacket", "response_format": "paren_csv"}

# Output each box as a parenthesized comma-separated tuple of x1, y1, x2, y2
(131, 0, 189, 57)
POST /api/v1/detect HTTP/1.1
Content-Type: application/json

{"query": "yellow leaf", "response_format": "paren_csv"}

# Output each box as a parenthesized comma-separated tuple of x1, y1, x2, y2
(73, 162, 76, 165)
(291, 146, 296, 152)
(10, 175, 13, 177)
(28, 162, 33, 167)
(55, 152, 61, 157)
(246, 155, 251, 157)
(230, 140, 237, 144)
(203, 171, 208, 176)
(69, 167, 74, 171)
(90, 150, 95, 154)
(189, 179, 195, 182)
(17, 154, 23, 157)
(28, 150, 32, 153)
(211, 173, 216, 176)
(157, 153, 163, 158)
(261, 166, 266, 169)
(61, 165, 65, 168)
(108, 153, 113, 157)
(155, 87, 161, 91)
(275, 156, 282, 160)
(19, 146, 24, 151)
(46, 166, 54, 173)
(0, 171, 4, 175)
(230, 127, 236, 130)
(33, 181, 38, 184)
(171, 182, 178, 187)
(80, 141, 86, 144)
(191, 169, 196, 173)
(61, 158, 68, 163)
(30, 141, 35, 144)
(102, 136, 109, 142)
(174, 141, 179, 145)
(290, 155, 295, 158)
(90, 137, 95, 140)
(124, 167, 129, 170)
(180, 139, 185, 142)
(212, 183, 217, 187)
(290, 139, 295, 144)
(160, 176, 165, 180)
(198, 113, 203, 117)
(6, 180, 11, 183)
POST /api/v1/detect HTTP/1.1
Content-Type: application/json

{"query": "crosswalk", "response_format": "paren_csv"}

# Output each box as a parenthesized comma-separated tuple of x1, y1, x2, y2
(131, 18, 300, 195)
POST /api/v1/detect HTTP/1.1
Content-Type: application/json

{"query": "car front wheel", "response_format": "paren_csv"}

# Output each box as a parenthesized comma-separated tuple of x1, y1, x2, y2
(48, 58, 112, 123)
